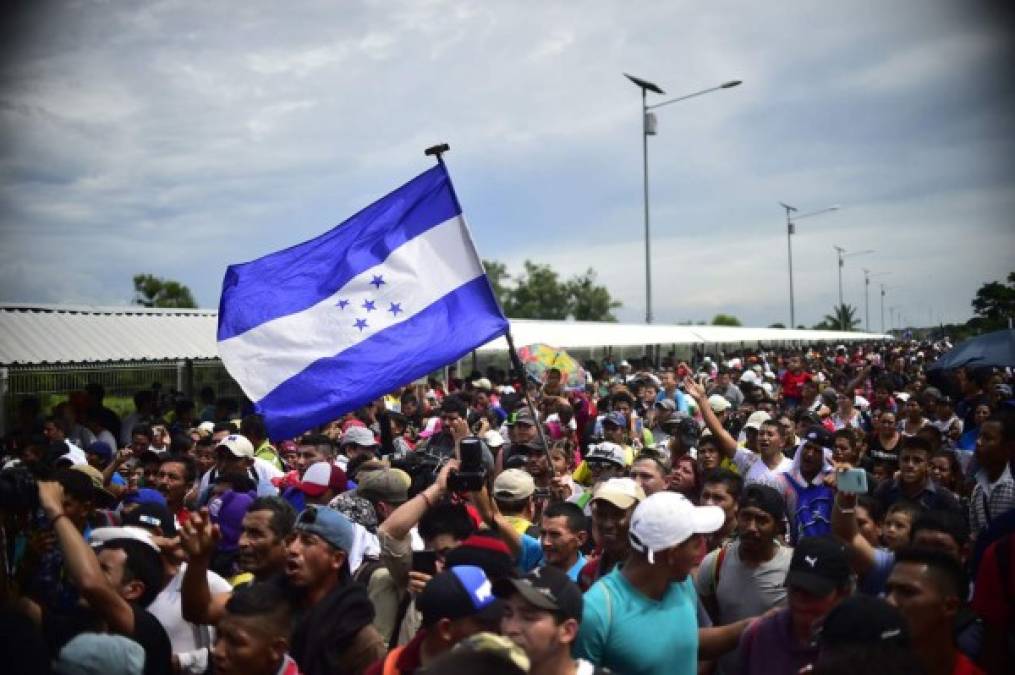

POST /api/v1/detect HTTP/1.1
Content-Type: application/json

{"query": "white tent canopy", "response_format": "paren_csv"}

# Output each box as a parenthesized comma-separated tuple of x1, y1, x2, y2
(1, 303, 888, 366)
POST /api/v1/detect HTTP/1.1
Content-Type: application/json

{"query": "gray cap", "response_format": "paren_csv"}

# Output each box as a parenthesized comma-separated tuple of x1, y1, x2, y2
(54, 633, 145, 675)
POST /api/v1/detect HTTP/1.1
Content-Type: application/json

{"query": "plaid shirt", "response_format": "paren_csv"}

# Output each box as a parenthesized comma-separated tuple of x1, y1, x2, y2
(969, 464, 1015, 540)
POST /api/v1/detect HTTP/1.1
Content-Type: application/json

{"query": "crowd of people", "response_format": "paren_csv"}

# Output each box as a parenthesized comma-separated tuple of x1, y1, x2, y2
(1, 340, 1013, 675)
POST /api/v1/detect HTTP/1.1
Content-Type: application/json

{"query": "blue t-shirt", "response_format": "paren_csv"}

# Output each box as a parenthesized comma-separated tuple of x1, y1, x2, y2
(657, 389, 690, 414)
(518, 534, 585, 581)
(859, 546, 894, 595)
(575, 567, 699, 675)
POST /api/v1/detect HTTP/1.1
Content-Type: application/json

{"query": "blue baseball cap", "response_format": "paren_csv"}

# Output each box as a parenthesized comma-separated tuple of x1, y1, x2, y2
(417, 564, 499, 627)
(86, 441, 113, 463)
(122, 488, 167, 508)
(294, 505, 355, 552)
(603, 411, 627, 428)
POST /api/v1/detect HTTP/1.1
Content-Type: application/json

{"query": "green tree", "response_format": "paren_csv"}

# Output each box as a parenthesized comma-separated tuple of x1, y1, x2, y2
(815, 303, 860, 331)
(768, 322, 786, 329)
(967, 271, 1015, 332)
(504, 261, 572, 320)
(482, 259, 511, 310)
(711, 314, 742, 326)
(567, 269, 621, 322)
(132, 274, 197, 308)
(484, 259, 622, 321)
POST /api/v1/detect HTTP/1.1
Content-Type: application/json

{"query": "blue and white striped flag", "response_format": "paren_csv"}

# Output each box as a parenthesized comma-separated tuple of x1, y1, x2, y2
(217, 163, 509, 439)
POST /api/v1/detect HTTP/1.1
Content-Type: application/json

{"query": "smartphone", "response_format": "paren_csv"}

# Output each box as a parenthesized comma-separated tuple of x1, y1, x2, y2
(411, 550, 438, 576)
(837, 468, 868, 494)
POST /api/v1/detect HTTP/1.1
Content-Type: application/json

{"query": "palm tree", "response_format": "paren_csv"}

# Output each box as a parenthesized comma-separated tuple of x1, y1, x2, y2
(819, 303, 861, 331)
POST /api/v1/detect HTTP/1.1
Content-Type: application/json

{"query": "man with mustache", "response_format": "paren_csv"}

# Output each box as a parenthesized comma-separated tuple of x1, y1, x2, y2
(695, 484, 792, 675)
(578, 478, 645, 591)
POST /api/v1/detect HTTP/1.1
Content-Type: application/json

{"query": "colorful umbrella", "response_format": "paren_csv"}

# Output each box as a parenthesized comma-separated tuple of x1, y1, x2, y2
(516, 343, 587, 389)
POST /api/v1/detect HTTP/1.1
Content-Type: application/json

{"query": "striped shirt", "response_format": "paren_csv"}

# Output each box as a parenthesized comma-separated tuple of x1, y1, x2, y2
(969, 464, 1015, 541)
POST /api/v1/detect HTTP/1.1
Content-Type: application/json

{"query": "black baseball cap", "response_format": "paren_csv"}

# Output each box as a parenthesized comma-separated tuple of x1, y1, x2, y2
(122, 502, 177, 537)
(803, 426, 834, 452)
(738, 484, 786, 523)
(817, 595, 909, 647)
(507, 409, 536, 426)
(493, 565, 583, 622)
(784, 537, 851, 595)
(417, 565, 502, 627)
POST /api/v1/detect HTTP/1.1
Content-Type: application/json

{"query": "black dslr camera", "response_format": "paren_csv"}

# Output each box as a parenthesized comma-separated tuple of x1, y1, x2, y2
(447, 437, 486, 492)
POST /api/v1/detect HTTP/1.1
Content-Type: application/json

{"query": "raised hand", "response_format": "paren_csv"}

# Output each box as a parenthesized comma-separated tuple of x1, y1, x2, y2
(179, 508, 220, 563)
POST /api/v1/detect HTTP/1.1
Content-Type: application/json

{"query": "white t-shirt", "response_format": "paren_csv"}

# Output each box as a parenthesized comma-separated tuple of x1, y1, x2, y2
(733, 448, 792, 490)
(148, 564, 232, 665)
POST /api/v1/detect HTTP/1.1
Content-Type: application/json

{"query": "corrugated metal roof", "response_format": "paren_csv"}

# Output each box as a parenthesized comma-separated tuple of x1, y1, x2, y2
(0, 304, 219, 365)
(0, 303, 887, 366)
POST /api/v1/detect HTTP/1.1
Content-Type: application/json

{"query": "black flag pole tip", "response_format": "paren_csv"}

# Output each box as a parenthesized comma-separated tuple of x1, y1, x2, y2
(424, 143, 450, 163)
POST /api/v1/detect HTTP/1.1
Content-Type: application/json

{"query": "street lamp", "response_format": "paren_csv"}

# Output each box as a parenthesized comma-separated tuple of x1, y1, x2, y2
(863, 269, 890, 333)
(780, 203, 839, 329)
(880, 284, 899, 334)
(832, 245, 874, 307)
(625, 73, 742, 323)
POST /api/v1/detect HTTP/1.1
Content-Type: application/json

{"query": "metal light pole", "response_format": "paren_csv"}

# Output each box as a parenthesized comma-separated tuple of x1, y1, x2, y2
(880, 284, 887, 333)
(863, 269, 890, 333)
(625, 74, 741, 323)
(833, 245, 874, 307)
(780, 203, 839, 328)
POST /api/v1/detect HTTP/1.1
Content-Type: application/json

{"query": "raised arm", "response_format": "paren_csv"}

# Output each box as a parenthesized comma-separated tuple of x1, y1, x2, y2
(683, 376, 738, 457)
(469, 484, 522, 559)
(831, 488, 876, 575)
(179, 508, 231, 625)
(379, 459, 458, 540)
(37, 481, 135, 635)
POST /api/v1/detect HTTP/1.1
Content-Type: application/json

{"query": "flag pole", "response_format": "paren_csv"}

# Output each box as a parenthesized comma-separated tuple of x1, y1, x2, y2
(423, 143, 556, 479)
(504, 331, 557, 478)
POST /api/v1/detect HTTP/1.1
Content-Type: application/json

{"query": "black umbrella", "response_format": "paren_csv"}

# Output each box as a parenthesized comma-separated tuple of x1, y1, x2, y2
(928, 329, 1015, 371)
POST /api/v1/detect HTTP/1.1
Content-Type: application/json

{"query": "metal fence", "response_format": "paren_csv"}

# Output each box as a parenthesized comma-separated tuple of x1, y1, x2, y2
(1, 359, 245, 433)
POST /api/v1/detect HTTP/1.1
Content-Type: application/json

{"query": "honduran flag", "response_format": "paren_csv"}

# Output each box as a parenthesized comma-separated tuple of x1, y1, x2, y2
(217, 163, 508, 439)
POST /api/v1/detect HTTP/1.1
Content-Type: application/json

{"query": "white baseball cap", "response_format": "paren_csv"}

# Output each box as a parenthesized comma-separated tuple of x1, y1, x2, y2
(628, 492, 724, 564)
(708, 394, 732, 413)
(743, 410, 772, 431)
(586, 442, 627, 468)
(592, 477, 645, 510)
(341, 426, 377, 447)
(216, 434, 254, 459)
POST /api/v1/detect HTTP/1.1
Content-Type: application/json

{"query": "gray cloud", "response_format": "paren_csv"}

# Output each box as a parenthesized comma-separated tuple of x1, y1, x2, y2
(1, 0, 1012, 331)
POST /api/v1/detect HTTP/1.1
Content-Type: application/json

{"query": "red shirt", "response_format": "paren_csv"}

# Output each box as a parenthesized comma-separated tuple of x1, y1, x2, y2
(971, 534, 1014, 624)
(951, 652, 985, 675)
(780, 370, 811, 399)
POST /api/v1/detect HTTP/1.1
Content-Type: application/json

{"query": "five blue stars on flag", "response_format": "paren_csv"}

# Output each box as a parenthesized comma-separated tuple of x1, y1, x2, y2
(336, 275, 403, 331)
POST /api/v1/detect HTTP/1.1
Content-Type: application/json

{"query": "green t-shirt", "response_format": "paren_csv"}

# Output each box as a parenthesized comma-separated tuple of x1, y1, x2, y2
(575, 567, 699, 675)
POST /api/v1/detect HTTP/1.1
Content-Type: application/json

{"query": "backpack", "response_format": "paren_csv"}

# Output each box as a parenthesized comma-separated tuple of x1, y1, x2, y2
(351, 557, 385, 586)
(710, 544, 730, 596)
(784, 475, 834, 545)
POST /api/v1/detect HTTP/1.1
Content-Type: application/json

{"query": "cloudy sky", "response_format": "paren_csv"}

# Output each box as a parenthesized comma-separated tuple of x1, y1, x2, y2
(2, 0, 1013, 331)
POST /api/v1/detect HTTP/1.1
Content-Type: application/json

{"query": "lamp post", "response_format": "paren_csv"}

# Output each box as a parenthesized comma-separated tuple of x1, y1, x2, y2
(880, 284, 887, 334)
(833, 245, 874, 307)
(863, 269, 890, 333)
(780, 203, 839, 329)
(625, 74, 741, 323)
